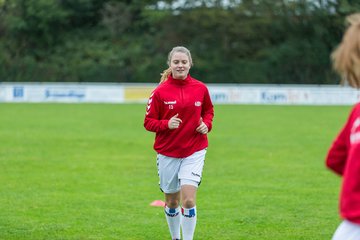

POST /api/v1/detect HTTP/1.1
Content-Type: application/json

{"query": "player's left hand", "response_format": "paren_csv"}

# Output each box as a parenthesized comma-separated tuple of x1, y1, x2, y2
(196, 118, 208, 134)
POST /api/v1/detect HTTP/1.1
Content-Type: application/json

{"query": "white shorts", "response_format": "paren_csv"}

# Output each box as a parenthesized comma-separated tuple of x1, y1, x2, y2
(332, 220, 360, 240)
(156, 149, 206, 194)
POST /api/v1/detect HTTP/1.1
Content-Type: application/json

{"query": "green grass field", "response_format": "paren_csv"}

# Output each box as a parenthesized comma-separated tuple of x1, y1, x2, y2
(0, 103, 351, 239)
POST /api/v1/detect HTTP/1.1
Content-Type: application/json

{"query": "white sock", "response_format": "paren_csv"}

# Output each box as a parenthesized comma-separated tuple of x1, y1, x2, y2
(165, 205, 181, 239)
(181, 206, 197, 240)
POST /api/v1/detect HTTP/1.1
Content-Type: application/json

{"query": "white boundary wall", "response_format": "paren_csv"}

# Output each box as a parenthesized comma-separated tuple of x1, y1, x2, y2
(1, 82, 360, 105)
(0, 83, 125, 103)
(208, 84, 360, 105)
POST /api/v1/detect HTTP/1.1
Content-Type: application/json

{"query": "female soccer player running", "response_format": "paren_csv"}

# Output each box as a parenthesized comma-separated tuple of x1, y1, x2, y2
(144, 46, 214, 240)
(326, 13, 360, 240)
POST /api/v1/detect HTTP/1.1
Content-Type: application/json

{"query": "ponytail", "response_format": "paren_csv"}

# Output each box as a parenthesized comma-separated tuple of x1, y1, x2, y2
(160, 67, 172, 84)
(331, 13, 360, 88)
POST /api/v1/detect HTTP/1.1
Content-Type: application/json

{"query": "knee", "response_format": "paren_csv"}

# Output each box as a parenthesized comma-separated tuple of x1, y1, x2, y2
(182, 197, 195, 208)
(166, 198, 179, 208)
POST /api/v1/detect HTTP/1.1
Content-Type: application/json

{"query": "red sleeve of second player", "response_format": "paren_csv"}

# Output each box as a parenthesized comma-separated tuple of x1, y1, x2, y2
(326, 126, 349, 176)
(325, 106, 356, 176)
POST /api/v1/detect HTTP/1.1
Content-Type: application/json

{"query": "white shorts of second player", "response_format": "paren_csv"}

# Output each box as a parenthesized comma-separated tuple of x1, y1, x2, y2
(332, 220, 360, 240)
(157, 149, 206, 194)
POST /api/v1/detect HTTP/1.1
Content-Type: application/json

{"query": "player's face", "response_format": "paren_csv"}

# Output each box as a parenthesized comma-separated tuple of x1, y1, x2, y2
(170, 52, 191, 80)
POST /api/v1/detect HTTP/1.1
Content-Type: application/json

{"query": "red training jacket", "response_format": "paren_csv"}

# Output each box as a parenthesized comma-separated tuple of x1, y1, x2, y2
(144, 74, 214, 158)
(326, 103, 360, 224)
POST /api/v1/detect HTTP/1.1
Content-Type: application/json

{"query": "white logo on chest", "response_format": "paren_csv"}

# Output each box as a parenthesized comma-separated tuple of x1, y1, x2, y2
(195, 101, 202, 107)
(164, 100, 176, 109)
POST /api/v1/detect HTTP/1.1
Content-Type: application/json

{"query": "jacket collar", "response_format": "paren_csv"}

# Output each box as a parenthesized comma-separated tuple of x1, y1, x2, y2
(167, 74, 192, 86)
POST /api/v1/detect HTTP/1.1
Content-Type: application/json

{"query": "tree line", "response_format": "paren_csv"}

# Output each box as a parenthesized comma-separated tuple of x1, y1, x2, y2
(0, 0, 359, 84)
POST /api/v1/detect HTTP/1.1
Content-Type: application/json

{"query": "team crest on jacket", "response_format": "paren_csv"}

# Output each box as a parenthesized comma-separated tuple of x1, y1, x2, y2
(195, 101, 202, 107)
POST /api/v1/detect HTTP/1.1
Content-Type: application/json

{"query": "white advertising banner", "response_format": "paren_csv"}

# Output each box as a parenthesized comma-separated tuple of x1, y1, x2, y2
(0, 83, 124, 103)
(207, 84, 360, 105)
(1, 82, 360, 105)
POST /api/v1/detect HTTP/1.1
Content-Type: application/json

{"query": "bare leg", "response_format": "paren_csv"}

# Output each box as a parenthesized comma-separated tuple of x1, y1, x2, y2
(164, 192, 181, 239)
(180, 185, 197, 240)
(181, 185, 197, 208)
(165, 191, 180, 208)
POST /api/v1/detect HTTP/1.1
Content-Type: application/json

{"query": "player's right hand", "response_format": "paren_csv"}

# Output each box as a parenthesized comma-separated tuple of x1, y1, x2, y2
(168, 113, 182, 129)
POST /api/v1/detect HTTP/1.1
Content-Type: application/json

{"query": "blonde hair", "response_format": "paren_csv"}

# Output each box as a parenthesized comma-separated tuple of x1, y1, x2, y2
(159, 46, 193, 84)
(331, 13, 360, 88)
